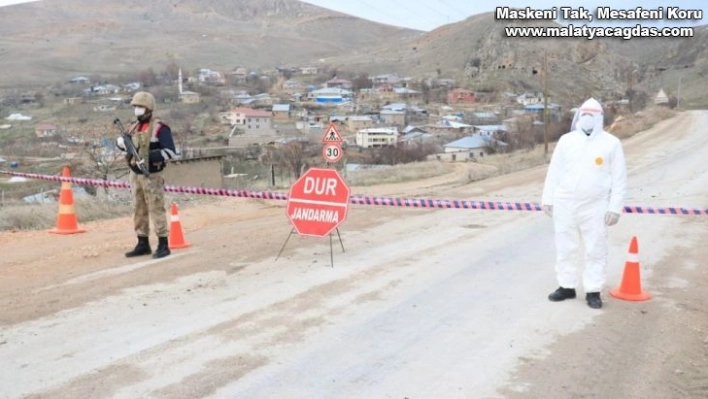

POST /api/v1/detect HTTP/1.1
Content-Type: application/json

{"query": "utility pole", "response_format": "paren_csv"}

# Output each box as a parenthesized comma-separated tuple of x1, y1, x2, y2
(543, 51, 549, 156)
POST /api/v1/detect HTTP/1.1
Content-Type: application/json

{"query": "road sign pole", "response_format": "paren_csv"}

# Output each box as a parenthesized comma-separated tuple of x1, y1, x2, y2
(274, 228, 296, 262)
(336, 228, 345, 253)
(327, 228, 345, 268)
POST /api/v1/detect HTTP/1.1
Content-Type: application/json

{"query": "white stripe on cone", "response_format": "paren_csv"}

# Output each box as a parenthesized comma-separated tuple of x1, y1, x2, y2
(171, 215, 180, 222)
(626, 253, 640, 263)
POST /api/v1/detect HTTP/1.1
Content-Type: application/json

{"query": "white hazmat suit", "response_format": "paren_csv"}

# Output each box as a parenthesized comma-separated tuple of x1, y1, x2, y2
(542, 98, 627, 293)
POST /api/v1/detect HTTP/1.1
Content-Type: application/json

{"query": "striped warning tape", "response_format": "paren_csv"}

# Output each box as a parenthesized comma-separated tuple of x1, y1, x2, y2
(2, 170, 706, 215)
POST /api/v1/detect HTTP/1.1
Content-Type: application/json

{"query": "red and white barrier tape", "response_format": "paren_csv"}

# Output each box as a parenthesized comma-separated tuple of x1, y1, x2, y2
(2, 170, 706, 215)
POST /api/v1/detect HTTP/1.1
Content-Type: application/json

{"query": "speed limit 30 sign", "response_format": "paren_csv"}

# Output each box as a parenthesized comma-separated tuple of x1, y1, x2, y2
(322, 143, 343, 163)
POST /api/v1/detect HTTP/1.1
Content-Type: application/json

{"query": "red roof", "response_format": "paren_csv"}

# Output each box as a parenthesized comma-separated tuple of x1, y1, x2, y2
(231, 107, 272, 118)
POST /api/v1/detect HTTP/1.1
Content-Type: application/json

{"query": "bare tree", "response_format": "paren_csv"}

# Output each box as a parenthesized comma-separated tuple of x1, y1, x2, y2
(281, 141, 307, 178)
(261, 141, 313, 179)
(74, 122, 126, 195)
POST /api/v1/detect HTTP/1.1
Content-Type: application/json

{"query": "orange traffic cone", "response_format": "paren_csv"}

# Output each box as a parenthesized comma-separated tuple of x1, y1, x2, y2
(49, 166, 86, 235)
(609, 236, 651, 301)
(168, 202, 191, 249)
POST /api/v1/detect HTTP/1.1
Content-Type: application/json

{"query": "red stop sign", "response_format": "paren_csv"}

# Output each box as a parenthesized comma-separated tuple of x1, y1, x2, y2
(286, 168, 350, 237)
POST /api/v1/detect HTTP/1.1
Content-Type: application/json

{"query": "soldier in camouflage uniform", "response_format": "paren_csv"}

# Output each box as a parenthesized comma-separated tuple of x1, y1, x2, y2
(116, 91, 178, 259)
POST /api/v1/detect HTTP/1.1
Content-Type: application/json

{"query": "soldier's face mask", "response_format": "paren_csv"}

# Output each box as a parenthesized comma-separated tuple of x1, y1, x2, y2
(134, 106, 147, 117)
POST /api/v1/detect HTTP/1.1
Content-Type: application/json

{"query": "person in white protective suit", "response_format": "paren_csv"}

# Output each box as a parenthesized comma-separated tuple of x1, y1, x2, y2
(541, 98, 627, 309)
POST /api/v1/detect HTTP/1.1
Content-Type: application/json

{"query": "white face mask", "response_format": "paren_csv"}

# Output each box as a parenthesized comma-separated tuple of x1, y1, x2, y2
(578, 114, 595, 132)
(134, 106, 146, 117)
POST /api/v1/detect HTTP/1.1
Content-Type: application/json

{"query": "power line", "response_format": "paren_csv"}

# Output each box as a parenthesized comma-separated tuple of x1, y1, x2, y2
(388, 0, 435, 27)
(357, 0, 417, 30)
(434, 0, 470, 18)
(410, 0, 450, 21)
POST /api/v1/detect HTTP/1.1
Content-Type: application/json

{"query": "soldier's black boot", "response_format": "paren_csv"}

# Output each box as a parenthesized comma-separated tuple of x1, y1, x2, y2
(125, 236, 151, 257)
(152, 236, 171, 259)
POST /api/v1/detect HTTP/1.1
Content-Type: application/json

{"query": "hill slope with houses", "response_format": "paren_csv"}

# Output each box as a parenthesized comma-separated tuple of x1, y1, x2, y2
(1, 1, 706, 107)
(326, 12, 708, 108)
(0, 0, 419, 88)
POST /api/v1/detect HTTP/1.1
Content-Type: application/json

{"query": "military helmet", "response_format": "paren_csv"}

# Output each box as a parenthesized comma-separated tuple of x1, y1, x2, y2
(131, 91, 156, 111)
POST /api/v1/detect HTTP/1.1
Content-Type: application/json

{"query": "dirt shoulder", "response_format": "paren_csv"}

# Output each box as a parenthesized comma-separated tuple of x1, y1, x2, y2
(500, 220, 708, 399)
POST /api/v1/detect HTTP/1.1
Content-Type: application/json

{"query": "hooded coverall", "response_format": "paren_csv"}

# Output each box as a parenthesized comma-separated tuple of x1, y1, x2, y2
(542, 98, 627, 292)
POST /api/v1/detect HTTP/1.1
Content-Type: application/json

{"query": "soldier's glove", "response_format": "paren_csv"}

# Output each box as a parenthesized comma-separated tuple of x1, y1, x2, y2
(116, 137, 127, 151)
(543, 205, 553, 218)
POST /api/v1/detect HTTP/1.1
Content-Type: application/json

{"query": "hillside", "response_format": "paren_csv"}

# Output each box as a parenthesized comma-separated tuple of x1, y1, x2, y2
(0, 0, 420, 87)
(603, 26, 708, 108)
(1, 2, 706, 107)
(327, 12, 708, 107)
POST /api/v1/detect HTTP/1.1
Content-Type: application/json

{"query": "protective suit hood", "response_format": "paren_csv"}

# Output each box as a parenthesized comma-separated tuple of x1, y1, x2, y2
(571, 98, 604, 137)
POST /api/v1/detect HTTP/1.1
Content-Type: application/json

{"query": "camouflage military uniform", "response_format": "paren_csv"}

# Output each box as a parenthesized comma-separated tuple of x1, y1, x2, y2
(119, 91, 177, 259)
(131, 172, 168, 238)
(128, 118, 170, 238)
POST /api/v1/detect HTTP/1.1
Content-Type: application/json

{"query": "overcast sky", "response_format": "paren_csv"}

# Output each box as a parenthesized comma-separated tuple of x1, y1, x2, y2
(1, 0, 705, 31)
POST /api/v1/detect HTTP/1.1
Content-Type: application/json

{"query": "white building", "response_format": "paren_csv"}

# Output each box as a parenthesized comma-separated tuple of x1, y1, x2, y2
(356, 127, 399, 148)
(228, 107, 275, 135)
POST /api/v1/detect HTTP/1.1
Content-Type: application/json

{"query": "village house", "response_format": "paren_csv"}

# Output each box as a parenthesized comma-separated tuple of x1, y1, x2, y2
(300, 66, 319, 75)
(399, 126, 433, 146)
(516, 92, 544, 106)
(523, 103, 562, 122)
(355, 127, 399, 148)
(371, 74, 401, 86)
(447, 88, 476, 104)
(309, 87, 352, 104)
(35, 123, 59, 138)
(441, 134, 507, 161)
(282, 79, 304, 92)
(426, 119, 474, 135)
(68, 76, 90, 84)
(252, 93, 273, 107)
(198, 69, 225, 85)
(231, 91, 255, 106)
(472, 124, 509, 137)
(87, 84, 121, 95)
(180, 91, 201, 104)
(394, 87, 422, 101)
(438, 78, 457, 87)
(227, 68, 248, 84)
(272, 104, 292, 121)
(228, 107, 275, 135)
(93, 104, 117, 112)
(325, 78, 353, 90)
(470, 111, 500, 125)
(382, 103, 407, 112)
(380, 110, 406, 126)
(347, 115, 379, 131)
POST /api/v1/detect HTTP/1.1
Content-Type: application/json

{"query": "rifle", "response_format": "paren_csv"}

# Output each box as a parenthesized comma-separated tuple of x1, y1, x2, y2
(113, 118, 149, 177)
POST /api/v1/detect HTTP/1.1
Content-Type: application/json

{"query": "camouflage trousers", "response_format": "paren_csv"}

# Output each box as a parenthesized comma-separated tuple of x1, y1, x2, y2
(130, 172, 168, 238)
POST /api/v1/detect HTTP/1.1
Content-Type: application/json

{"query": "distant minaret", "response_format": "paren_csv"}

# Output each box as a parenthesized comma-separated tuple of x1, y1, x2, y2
(178, 68, 183, 94)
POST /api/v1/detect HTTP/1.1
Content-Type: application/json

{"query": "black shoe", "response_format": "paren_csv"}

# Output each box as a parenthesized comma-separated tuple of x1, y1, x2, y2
(152, 236, 171, 259)
(125, 236, 151, 257)
(548, 287, 577, 302)
(586, 292, 602, 309)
